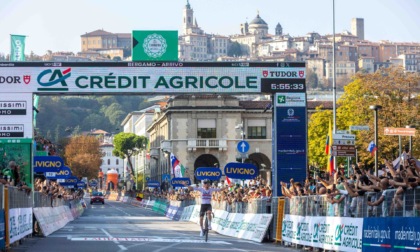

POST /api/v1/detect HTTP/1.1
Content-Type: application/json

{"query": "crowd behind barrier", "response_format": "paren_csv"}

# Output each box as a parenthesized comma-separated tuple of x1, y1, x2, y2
(0, 182, 86, 250)
(284, 187, 420, 218)
(118, 193, 273, 243)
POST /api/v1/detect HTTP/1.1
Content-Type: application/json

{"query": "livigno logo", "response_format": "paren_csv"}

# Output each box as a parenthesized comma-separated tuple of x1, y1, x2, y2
(143, 33, 167, 58)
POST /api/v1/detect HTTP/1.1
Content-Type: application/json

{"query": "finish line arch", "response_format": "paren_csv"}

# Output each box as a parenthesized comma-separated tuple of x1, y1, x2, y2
(0, 61, 307, 196)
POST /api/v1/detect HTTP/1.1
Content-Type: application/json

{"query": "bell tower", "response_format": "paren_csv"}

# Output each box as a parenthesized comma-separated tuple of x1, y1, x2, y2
(183, 0, 194, 34)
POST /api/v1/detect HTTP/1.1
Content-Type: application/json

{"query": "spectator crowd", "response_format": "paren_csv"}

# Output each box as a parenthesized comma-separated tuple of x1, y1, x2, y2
(142, 175, 273, 205)
(280, 152, 420, 217)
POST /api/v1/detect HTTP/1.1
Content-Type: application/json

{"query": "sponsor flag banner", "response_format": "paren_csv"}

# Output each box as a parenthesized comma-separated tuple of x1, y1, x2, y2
(10, 35, 26, 61)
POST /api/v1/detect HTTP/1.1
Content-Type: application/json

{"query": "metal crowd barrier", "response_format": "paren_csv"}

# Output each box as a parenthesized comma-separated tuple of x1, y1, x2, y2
(7, 186, 32, 209)
(282, 187, 420, 218)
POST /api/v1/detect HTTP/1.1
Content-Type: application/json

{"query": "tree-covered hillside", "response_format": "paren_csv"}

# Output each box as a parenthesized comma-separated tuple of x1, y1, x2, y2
(35, 95, 155, 142)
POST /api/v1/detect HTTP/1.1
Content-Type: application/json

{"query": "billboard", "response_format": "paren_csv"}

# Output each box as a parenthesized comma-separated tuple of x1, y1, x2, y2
(0, 62, 305, 94)
(273, 93, 307, 196)
(0, 138, 32, 187)
(132, 31, 178, 61)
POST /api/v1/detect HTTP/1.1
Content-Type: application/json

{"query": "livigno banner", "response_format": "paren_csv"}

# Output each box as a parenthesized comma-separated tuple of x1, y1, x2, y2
(132, 30, 178, 61)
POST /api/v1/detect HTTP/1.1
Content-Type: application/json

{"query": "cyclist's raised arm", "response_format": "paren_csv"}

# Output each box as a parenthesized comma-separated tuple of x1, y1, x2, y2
(182, 181, 198, 191)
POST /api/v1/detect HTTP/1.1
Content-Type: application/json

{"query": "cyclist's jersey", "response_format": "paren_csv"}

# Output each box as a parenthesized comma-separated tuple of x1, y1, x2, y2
(193, 187, 221, 204)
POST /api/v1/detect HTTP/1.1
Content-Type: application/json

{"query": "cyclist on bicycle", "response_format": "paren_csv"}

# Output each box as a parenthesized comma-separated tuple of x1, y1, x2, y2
(187, 179, 224, 236)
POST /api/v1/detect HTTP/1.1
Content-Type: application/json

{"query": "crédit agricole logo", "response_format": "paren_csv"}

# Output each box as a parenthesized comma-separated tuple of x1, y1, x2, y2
(37, 68, 71, 91)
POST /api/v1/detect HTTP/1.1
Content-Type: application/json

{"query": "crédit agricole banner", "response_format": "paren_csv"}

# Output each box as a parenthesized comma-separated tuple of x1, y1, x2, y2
(0, 63, 305, 94)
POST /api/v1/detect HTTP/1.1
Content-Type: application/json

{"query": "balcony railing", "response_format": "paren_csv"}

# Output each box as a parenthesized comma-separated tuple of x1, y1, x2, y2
(160, 140, 172, 153)
(187, 139, 227, 151)
(150, 148, 160, 159)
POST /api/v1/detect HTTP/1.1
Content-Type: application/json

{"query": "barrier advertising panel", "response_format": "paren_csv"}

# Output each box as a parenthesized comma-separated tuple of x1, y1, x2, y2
(362, 217, 420, 251)
(0, 210, 4, 250)
(8, 208, 33, 244)
(282, 214, 363, 252)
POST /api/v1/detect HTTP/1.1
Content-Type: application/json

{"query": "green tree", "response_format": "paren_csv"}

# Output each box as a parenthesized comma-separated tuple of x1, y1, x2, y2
(308, 108, 332, 171)
(112, 133, 148, 176)
(227, 41, 243, 57)
(308, 67, 420, 168)
(337, 67, 420, 164)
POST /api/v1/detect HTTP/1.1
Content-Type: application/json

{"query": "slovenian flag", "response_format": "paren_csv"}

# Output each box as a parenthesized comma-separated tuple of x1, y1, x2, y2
(367, 141, 377, 156)
(170, 153, 185, 178)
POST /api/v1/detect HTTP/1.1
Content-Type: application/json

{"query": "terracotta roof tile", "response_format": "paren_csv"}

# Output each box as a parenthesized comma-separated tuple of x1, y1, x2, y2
(81, 29, 115, 37)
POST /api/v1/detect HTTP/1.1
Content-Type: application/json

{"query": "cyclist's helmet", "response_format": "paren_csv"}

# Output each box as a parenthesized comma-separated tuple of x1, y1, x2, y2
(203, 179, 210, 184)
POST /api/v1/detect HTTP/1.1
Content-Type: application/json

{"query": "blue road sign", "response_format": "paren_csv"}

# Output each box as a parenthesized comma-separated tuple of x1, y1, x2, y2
(237, 140, 250, 153)
(162, 174, 171, 182)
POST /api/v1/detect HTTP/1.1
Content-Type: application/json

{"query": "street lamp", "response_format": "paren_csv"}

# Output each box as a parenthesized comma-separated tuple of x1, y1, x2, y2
(235, 121, 245, 163)
(369, 105, 382, 176)
(142, 144, 146, 191)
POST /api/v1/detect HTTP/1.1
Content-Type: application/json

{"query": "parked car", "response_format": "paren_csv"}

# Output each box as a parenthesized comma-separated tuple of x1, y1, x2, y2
(90, 191, 104, 204)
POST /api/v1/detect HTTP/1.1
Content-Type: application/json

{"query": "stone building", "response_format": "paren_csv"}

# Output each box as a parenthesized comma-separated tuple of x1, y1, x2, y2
(146, 95, 273, 185)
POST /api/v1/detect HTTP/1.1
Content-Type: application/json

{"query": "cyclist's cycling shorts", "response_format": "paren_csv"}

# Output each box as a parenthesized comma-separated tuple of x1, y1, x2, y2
(200, 204, 212, 217)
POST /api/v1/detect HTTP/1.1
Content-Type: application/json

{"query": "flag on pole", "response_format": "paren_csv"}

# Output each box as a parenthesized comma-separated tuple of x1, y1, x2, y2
(367, 141, 377, 156)
(326, 119, 334, 175)
(225, 176, 231, 186)
(10, 35, 26, 61)
(170, 153, 185, 178)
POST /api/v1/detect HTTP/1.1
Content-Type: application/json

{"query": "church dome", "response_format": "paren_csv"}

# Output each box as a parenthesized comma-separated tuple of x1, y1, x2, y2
(250, 14, 267, 25)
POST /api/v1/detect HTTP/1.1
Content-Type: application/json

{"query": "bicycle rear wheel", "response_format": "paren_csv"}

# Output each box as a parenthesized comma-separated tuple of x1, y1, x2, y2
(204, 216, 209, 242)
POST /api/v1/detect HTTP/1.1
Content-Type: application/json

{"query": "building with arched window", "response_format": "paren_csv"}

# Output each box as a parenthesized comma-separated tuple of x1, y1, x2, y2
(146, 95, 273, 186)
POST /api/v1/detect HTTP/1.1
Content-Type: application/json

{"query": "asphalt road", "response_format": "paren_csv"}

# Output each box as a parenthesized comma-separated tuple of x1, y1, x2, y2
(11, 199, 300, 252)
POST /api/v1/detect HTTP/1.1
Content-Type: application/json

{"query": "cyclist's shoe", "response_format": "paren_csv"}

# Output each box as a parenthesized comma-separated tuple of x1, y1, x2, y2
(200, 230, 204, 237)
(208, 223, 212, 230)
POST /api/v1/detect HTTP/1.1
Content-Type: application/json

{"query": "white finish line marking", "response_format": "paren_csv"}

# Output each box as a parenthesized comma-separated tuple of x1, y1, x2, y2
(70, 237, 230, 244)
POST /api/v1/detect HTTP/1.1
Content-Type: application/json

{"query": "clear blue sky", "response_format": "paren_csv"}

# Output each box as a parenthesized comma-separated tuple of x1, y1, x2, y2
(0, 0, 419, 56)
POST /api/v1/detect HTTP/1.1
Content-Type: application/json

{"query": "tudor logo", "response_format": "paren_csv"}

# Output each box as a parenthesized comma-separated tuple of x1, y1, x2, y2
(263, 70, 268, 77)
(23, 75, 30, 84)
(299, 71, 305, 78)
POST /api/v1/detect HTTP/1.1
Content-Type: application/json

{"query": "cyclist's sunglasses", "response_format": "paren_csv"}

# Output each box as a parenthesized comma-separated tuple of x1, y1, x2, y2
(203, 181, 210, 184)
